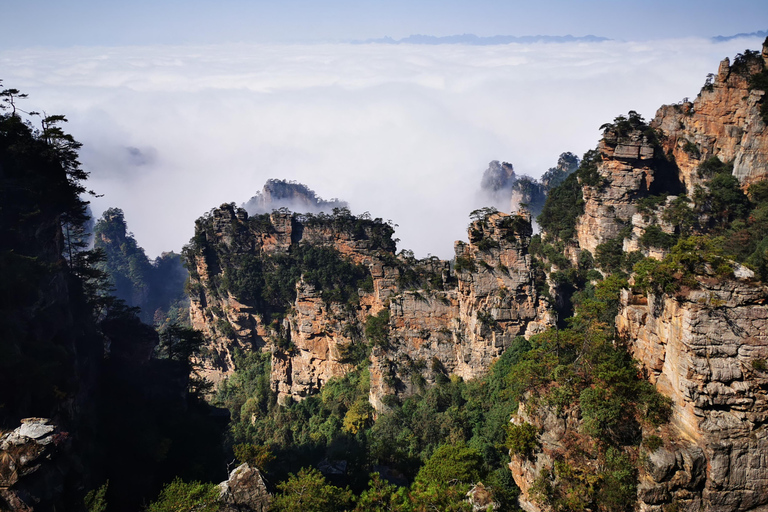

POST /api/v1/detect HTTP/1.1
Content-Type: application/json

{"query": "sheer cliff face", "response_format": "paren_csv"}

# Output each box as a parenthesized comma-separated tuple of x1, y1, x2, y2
(186, 205, 551, 406)
(509, 43, 768, 512)
(617, 276, 768, 512)
(653, 45, 768, 193)
(575, 42, 768, 259)
(575, 129, 670, 255)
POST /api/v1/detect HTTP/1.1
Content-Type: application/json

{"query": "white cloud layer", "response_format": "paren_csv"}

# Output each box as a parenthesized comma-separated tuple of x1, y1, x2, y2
(1, 37, 763, 258)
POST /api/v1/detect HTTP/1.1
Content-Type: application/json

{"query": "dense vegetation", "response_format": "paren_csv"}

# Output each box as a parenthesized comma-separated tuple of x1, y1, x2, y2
(630, 157, 768, 291)
(93, 207, 189, 326)
(184, 205, 393, 321)
(0, 85, 226, 511)
(6, 42, 768, 511)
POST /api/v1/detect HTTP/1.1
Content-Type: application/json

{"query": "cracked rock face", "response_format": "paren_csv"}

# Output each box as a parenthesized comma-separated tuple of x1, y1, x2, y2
(188, 206, 552, 407)
(218, 463, 271, 512)
(509, 44, 768, 512)
(617, 276, 768, 512)
(0, 418, 67, 512)
(652, 43, 768, 194)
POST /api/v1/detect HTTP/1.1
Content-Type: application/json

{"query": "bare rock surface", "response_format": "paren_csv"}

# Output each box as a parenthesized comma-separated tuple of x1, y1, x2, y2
(218, 463, 271, 512)
(0, 419, 68, 512)
(616, 277, 768, 512)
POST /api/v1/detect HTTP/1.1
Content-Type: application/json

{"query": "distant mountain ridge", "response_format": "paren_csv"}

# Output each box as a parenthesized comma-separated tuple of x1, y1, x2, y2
(352, 33, 609, 45)
(712, 30, 767, 42)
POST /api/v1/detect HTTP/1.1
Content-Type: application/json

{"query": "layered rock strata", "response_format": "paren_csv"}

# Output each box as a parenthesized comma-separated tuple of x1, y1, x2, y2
(653, 41, 768, 193)
(509, 43, 768, 512)
(617, 275, 768, 511)
(186, 205, 552, 407)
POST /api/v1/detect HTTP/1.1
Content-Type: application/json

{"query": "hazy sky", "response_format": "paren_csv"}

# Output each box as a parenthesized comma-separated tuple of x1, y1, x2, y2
(1, 2, 766, 258)
(3, 0, 767, 46)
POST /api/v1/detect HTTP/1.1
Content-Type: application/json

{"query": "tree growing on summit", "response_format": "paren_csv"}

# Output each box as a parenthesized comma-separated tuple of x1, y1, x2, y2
(0, 85, 28, 115)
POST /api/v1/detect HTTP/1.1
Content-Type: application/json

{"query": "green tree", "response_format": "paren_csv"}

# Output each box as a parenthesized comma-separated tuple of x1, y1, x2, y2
(414, 442, 482, 487)
(147, 478, 221, 512)
(270, 468, 354, 512)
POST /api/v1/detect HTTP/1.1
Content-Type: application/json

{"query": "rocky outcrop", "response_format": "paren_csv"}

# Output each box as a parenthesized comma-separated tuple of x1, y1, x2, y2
(0, 419, 69, 512)
(574, 124, 681, 256)
(478, 155, 579, 219)
(218, 463, 271, 512)
(368, 212, 553, 407)
(186, 204, 552, 407)
(509, 43, 768, 512)
(652, 40, 768, 193)
(467, 482, 499, 511)
(617, 276, 768, 512)
(574, 40, 768, 260)
(243, 179, 347, 216)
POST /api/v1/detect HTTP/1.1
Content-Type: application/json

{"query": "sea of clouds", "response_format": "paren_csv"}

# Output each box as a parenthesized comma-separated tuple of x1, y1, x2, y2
(1, 36, 763, 258)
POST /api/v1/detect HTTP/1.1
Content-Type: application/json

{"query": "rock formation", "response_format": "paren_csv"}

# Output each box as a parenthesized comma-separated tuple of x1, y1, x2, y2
(653, 44, 768, 193)
(218, 463, 272, 512)
(478, 155, 579, 220)
(509, 40, 768, 512)
(185, 204, 552, 407)
(243, 179, 348, 216)
(617, 275, 768, 511)
(0, 419, 70, 512)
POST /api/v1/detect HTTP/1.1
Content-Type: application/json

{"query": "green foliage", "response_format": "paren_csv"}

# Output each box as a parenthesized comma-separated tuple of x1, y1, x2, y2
(415, 442, 482, 487)
(662, 195, 697, 236)
(643, 435, 663, 451)
(682, 139, 700, 158)
(394, 251, 446, 291)
(534, 242, 571, 270)
(220, 244, 371, 313)
(147, 478, 221, 512)
(477, 237, 500, 252)
(84, 481, 109, 512)
(506, 422, 538, 457)
(632, 237, 735, 295)
(342, 398, 374, 434)
(233, 443, 274, 472)
(596, 447, 638, 512)
(636, 194, 669, 215)
(731, 49, 763, 75)
(694, 168, 750, 227)
(94, 209, 189, 325)
(407, 480, 474, 511)
(696, 156, 733, 178)
(702, 73, 715, 93)
(453, 255, 477, 273)
(529, 448, 637, 512)
(353, 473, 410, 512)
(593, 228, 636, 274)
(639, 225, 677, 250)
(158, 324, 205, 365)
(300, 207, 397, 253)
(0, 93, 97, 421)
(271, 468, 354, 512)
(469, 206, 499, 221)
(537, 162, 584, 241)
(541, 152, 580, 190)
(600, 110, 649, 140)
(753, 359, 767, 371)
(365, 309, 390, 347)
(595, 237, 625, 273)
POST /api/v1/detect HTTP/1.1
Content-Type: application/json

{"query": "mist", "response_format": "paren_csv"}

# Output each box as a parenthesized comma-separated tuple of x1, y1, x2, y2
(1, 36, 763, 258)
